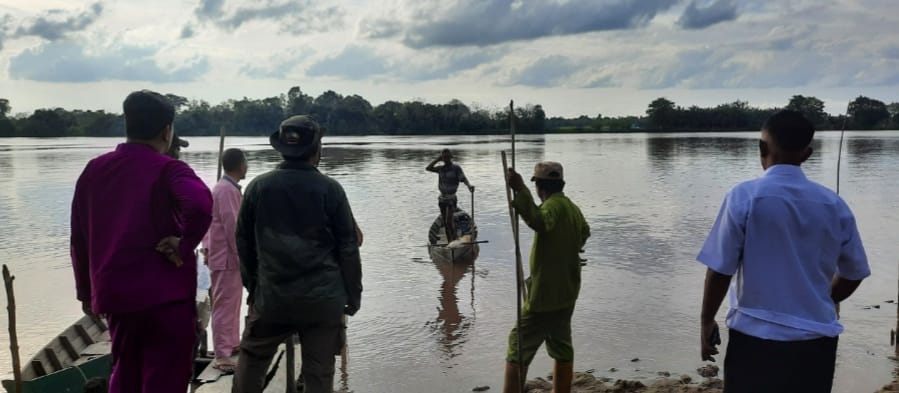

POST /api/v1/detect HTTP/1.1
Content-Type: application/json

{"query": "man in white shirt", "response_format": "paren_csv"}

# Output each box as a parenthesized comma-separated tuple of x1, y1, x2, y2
(697, 110, 870, 392)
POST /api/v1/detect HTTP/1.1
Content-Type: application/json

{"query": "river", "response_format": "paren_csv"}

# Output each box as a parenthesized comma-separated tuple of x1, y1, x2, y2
(1, 132, 897, 392)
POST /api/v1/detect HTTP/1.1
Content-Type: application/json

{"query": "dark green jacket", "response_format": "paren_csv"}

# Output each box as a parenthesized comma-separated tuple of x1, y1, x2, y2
(513, 189, 590, 313)
(236, 160, 362, 323)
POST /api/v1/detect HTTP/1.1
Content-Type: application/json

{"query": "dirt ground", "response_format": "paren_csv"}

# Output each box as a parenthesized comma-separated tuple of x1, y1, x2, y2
(522, 372, 723, 393)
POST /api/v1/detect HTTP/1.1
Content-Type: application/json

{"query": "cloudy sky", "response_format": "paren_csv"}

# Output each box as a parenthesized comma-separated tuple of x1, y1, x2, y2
(0, 0, 897, 117)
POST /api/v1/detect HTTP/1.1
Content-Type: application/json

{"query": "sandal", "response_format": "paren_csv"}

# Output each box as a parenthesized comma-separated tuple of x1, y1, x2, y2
(213, 360, 238, 374)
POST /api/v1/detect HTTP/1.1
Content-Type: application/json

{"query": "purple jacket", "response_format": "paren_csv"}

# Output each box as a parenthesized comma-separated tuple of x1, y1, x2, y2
(70, 143, 212, 314)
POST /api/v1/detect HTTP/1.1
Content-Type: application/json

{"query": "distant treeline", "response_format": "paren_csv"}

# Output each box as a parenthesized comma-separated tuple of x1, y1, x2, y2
(1, 88, 897, 138)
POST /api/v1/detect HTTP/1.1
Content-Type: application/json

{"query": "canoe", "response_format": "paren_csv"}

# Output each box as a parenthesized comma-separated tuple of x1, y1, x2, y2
(2, 315, 112, 393)
(428, 209, 479, 264)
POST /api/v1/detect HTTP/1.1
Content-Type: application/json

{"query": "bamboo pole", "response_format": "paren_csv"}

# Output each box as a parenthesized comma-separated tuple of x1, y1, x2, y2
(502, 151, 526, 392)
(216, 126, 226, 181)
(3, 265, 23, 393)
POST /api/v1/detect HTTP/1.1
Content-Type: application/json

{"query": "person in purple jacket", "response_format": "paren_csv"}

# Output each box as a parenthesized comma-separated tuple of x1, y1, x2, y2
(70, 90, 213, 393)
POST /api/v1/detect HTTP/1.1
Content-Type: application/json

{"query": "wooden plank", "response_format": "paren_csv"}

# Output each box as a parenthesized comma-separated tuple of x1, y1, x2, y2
(43, 348, 63, 371)
(58, 336, 79, 360)
(74, 324, 95, 345)
(81, 342, 111, 356)
(195, 355, 238, 383)
(195, 343, 301, 393)
(94, 317, 108, 332)
(30, 361, 46, 377)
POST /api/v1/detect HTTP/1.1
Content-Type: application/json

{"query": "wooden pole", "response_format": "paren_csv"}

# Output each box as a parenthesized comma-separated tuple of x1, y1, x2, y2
(502, 152, 526, 393)
(471, 189, 475, 227)
(3, 265, 23, 393)
(285, 334, 297, 393)
(834, 108, 848, 321)
(216, 126, 226, 181)
(502, 152, 527, 301)
(510, 100, 516, 169)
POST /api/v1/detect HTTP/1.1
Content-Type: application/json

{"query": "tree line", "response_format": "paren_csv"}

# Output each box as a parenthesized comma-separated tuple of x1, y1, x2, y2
(0, 87, 545, 137)
(640, 95, 899, 131)
(1, 89, 897, 138)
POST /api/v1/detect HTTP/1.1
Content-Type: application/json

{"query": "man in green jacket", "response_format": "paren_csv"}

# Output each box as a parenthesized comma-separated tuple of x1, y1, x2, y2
(233, 116, 362, 393)
(503, 161, 590, 393)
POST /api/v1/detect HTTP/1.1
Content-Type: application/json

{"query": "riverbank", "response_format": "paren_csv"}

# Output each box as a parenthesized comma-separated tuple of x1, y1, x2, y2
(519, 371, 723, 393)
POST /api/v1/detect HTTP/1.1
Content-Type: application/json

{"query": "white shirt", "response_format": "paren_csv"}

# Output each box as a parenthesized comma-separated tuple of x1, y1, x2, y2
(697, 164, 870, 341)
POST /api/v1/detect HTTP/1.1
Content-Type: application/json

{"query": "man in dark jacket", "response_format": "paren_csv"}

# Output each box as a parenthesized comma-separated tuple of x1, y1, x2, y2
(232, 115, 362, 393)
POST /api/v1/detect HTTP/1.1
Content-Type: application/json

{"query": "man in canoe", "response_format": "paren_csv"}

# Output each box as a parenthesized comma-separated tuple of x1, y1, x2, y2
(503, 162, 590, 393)
(233, 115, 362, 393)
(70, 90, 212, 393)
(203, 148, 249, 372)
(427, 148, 474, 241)
(697, 110, 870, 392)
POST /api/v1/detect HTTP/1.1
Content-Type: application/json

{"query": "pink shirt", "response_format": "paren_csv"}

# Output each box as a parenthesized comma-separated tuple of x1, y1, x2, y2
(204, 176, 242, 271)
(71, 143, 213, 314)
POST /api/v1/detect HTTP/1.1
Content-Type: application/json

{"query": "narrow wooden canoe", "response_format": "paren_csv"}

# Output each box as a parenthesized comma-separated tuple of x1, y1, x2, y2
(428, 209, 479, 264)
(2, 315, 112, 393)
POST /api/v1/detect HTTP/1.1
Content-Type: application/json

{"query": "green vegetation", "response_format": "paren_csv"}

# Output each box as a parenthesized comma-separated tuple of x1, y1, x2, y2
(0, 89, 897, 138)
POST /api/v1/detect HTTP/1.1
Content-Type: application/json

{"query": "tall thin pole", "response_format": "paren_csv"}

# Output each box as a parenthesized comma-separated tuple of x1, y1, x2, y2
(834, 108, 848, 322)
(216, 126, 226, 181)
(502, 152, 526, 393)
(3, 265, 23, 393)
(836, 115, 846, 195)
(471, 190, 475, 227)
(510, 101, 516, 169)
(285, 335, 297, 393)
(508, 100, 524, 300)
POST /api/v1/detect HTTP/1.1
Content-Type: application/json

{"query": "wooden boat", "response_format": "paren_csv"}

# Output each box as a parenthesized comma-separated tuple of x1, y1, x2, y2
(2, 315, 112, 393)
(428, 209, 480, 264)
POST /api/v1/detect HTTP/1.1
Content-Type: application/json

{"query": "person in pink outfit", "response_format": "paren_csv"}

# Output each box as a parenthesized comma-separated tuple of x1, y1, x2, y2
(206, 148, 249, 372)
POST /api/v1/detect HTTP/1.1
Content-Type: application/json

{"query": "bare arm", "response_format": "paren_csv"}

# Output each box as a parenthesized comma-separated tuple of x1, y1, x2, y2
(426, 158, 441, 172)
(700, 268, 732, 362)
(701, 269, 732, 323)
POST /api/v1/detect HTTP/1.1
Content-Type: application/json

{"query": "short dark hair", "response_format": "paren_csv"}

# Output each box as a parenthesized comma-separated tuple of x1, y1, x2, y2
(535, 179, 565, 194)
(123, 90, 175, 140)
(222, 148, 246, 172)
(762, 110, 815, 152)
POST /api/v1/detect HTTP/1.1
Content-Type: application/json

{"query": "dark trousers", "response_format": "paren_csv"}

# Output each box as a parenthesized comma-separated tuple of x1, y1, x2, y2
(107, 300, 196, 393)
(232, 307, 344, 393)
(725, 329, 838, 393)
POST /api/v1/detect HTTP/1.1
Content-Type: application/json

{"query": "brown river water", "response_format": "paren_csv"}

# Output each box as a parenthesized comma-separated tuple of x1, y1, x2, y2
(1, 132, 898, 392)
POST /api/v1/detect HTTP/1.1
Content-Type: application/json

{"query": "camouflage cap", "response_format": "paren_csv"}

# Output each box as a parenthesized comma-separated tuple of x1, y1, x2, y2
(269, 115, 323, 157)
(531, 161, 564, 181)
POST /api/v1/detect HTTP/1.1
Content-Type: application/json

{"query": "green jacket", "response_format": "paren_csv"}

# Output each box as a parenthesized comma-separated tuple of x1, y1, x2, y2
(236, 160, 362, 323)
(513, 189, 590, 313)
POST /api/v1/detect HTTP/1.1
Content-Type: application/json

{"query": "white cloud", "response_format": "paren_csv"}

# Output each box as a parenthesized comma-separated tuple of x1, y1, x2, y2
(1, 0, 899, 117)
(9, 41, 209, 83)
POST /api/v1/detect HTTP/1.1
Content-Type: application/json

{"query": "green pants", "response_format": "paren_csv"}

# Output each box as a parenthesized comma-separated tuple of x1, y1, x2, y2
(506, 308, 574, 365)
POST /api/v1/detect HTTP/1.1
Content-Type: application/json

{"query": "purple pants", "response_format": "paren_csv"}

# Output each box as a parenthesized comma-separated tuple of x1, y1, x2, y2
(107, 300, 196, 393)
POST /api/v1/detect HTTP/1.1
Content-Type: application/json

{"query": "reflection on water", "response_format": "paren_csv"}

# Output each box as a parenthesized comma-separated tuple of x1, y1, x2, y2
(428, 259, 476, 363)
(0, 133, 898, 392)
